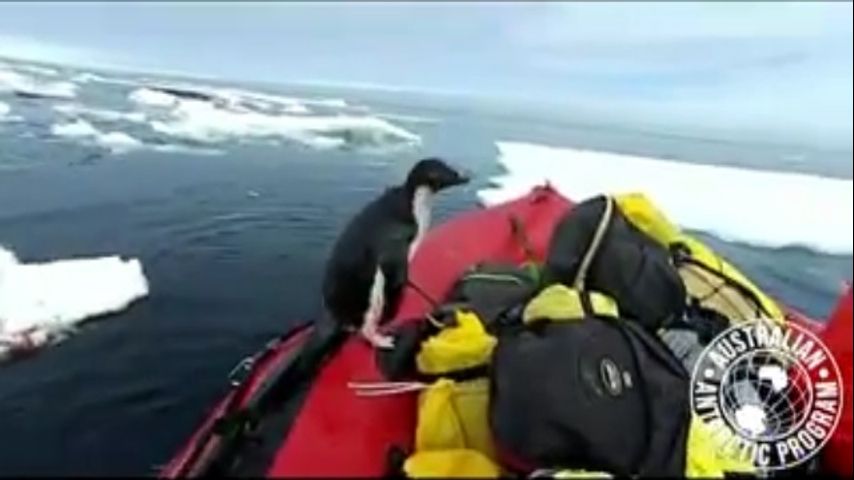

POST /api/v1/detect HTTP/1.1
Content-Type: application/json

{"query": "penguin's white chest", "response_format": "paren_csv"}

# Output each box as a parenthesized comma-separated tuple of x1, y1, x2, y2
(409, 186, 432, 260)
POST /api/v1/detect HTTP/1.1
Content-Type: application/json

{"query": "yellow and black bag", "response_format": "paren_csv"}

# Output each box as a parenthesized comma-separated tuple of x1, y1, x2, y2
(614, 192, 782, 324)
(494, 197, 691, 477)
(402, 309, 502, 478)
(490, 284, 690, 476)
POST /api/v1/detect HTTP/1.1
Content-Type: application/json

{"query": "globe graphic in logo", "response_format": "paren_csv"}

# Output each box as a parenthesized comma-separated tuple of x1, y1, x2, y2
(690, 320, 843, 471)
(719, 349, 813, 442)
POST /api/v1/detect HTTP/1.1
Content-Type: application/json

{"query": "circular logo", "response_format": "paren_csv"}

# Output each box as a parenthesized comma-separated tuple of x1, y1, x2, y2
(690, 319, 843, 472)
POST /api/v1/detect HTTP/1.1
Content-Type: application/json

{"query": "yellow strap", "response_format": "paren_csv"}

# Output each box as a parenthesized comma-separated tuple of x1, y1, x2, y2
(523, 284, 619, 324)
(404, 449, 501, 478)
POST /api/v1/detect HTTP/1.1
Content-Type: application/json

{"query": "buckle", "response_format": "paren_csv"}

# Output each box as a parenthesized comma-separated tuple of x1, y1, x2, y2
(226, 335, 285, 388)
(228, 356, 256, 387)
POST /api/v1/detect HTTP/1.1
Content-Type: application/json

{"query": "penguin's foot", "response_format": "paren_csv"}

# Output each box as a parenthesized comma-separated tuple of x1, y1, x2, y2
(361, 325, 395, 350)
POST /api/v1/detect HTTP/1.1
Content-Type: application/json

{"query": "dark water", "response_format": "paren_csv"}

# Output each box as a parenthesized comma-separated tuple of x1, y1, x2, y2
(0, 139, 484, 476)
(0, 60, 851, 475)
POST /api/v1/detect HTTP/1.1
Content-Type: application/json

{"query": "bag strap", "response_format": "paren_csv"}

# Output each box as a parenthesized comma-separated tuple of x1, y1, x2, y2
(463, 272, 528, 286)
(573, 196, 614, 290)
(670, 242, 772, 319)
(522, 196, 619, 323)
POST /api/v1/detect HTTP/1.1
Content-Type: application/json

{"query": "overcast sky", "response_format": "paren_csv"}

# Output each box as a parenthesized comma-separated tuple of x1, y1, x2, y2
(1, 2, 851, 147)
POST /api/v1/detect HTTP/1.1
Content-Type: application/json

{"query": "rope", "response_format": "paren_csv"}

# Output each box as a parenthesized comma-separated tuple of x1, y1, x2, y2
(406, 278, 445, 328)
(347, 381, 428, 396)
(509, 214, 536, 264)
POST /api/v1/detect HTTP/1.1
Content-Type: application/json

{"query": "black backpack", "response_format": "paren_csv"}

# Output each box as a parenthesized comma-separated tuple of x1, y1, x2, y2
(490, 310, 690, 476)
(544, 195, 686, 331)
(376, 262, 539, 381)
(491, 196, 691, 476)
(444, 262, 540, 331)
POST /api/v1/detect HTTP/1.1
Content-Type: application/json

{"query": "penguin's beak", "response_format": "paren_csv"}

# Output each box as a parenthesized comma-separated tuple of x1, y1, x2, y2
(452, 171, 470, 186)
(450, 167, 471, 187)
(431, 165, 471, 190)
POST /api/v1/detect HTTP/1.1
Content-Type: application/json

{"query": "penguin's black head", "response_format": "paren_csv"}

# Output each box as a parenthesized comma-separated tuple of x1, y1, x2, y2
(405, 158, 469, 192)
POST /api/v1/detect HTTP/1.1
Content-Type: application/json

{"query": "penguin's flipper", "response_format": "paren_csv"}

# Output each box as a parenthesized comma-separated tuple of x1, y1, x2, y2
(362, 267, 392, 349)
(378, 228, 414, 316)
(379, 252, 408, 301)
(360, 229, 413, 350)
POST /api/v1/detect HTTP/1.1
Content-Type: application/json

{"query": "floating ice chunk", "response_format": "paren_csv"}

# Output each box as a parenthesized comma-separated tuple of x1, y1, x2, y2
(0, 246, 149, 362)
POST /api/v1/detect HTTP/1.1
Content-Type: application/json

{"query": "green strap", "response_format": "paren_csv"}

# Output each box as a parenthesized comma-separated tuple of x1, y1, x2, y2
(463, 273, 527, 285)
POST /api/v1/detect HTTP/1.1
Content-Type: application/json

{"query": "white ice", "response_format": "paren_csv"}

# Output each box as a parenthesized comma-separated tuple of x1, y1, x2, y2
(0, 246, 149, 359)
(0, 68, 77, 99)
(51, 119, 144, 154)
(478, 141, 854, 254)
(53, 103, 147, 124)
(129, 87, 420, 151)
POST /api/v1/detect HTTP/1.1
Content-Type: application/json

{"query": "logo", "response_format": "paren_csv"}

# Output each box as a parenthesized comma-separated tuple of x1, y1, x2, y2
(690, 319, 842, 472)
(599, 358, 625, 396)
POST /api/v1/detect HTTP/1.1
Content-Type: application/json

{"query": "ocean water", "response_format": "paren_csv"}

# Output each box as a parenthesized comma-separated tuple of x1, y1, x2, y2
(0, 57, 851, 475)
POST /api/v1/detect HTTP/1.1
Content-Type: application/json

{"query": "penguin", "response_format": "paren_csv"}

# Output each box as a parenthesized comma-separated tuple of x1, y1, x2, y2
(322, 158, 469, 349)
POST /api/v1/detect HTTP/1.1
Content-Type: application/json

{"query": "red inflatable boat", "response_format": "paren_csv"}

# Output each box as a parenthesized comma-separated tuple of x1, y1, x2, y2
(162, 186, 853, 478)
